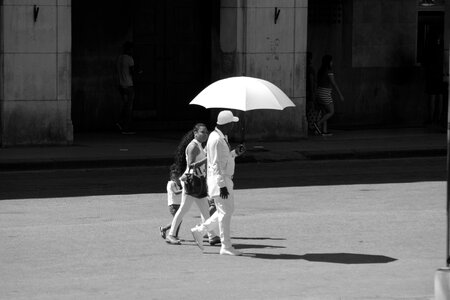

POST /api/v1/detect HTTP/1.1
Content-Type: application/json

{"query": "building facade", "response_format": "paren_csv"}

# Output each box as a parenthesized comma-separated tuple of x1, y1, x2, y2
(0, 0, 308, 145)
(308, 0, 450, 128)
(0, 0, 72, 146)
(0, 0, 448, 145)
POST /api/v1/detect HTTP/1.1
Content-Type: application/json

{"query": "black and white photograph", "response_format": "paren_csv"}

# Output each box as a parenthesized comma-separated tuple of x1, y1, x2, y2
(0, 0, 449, 299)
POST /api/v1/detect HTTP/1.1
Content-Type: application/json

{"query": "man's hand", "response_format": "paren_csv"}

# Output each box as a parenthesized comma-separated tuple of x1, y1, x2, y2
(220, 187, 229, 199)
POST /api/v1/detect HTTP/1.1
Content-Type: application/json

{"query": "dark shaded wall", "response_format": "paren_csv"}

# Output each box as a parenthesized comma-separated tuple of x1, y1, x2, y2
(308, 0, 430, 128)
(72, 1, 215, 132)
(72, 1, 133, 131)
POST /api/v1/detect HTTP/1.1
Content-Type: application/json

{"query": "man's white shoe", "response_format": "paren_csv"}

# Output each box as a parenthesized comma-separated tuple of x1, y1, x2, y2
(219, 247, 242, 256)
(190, 227, 204, 251)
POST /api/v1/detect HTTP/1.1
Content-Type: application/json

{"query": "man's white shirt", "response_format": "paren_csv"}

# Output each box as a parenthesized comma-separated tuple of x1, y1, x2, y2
(206, 128, 237, 197)
(117, 54, 134, 87)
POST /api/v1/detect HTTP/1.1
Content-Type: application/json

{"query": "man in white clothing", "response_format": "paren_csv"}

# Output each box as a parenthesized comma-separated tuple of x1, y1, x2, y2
(191, 110, 246, 256)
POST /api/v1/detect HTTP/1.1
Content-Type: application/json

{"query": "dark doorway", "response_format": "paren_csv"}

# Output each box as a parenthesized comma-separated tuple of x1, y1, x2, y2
(417, 11, 444, 64)
(132, 0, 212, 130)
(71, 0, 213, 132)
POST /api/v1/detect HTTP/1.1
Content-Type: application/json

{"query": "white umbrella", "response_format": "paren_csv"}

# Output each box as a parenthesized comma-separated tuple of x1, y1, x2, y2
(189, 76, 295, 111)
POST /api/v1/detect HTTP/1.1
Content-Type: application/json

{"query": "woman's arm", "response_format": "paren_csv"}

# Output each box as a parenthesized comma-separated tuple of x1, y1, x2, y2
(186, 143, 200, 167)
(190, 157, 207, 168)
(329, 73, 344, 101)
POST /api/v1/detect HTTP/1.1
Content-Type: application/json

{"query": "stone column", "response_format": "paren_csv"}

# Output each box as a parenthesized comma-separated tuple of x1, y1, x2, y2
(0, 0, 72, 146)
(220, 0, 308, 140)
(445, 1, 450, 83)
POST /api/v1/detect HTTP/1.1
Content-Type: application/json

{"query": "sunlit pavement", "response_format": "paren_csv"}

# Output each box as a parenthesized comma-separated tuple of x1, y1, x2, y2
(0, 181, 445, 299)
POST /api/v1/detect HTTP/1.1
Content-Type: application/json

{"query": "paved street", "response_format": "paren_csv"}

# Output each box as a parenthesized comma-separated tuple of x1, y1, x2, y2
(0, 158, 447, 299)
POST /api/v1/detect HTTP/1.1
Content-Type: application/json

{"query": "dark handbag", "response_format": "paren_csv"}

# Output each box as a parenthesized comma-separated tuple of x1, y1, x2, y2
(184, 167, 207, 198)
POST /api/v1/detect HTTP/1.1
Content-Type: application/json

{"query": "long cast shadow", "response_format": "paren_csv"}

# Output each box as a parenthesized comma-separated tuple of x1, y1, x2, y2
(233, 243, 286, 250)
(241, 252, 397, 264)
(232, 236, 286, 241)
(0, 157, 445, 200)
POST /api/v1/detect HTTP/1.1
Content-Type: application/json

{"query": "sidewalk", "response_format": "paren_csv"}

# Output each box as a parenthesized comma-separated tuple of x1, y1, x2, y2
(0, 127, 446, 171)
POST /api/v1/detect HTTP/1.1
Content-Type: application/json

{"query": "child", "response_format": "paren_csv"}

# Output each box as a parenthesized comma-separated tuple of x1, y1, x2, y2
(159, 164, 182, 239)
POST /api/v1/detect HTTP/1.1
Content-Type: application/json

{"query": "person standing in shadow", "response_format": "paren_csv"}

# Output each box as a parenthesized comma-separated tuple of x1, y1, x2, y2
(116, 41, 136, 134)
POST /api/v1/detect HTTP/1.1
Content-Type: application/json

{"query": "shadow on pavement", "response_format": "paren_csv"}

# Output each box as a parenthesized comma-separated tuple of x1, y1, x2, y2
(242, 252, 397, 264)
(232, 236, 286, 241)
(234, 243, 286, 250)
(0, 157, 445, 200)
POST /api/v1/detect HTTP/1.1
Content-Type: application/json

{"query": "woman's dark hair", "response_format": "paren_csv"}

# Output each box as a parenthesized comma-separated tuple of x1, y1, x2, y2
(173, 123, 206, 175)
(123, 41, 134, 52)
(317, 54, 333, 81)
(319, 55, 333, 71)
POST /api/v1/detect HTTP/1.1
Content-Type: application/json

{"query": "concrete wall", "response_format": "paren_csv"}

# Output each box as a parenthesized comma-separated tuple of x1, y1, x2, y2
(219, 0, 308, 140)
(0, 0, 72, 146)
(348, 0, 423, 126)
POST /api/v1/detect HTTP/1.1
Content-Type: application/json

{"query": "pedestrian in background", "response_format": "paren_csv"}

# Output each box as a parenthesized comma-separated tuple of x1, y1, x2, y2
(313, 54, 344, 136)
(159, 164, 182, 240)
(191, 110, 246, 256)
(116, 41, 136, 135)
(165, 123, 220, 246)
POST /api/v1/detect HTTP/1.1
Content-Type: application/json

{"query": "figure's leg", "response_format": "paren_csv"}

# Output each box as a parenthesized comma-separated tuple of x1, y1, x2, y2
(317, 103, 334, 127)
(167, 193, 193, 243)
(214, 193, 235, 250)
(123, 87, 135, 131)
(190, 202, 221, 249)
(117, 87, 127, 129)
(194, 197, 219, 237)
(170, 204, 182, 237)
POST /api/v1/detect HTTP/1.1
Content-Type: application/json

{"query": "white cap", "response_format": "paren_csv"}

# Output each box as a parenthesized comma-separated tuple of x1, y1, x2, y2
(217, 110, 239, 125)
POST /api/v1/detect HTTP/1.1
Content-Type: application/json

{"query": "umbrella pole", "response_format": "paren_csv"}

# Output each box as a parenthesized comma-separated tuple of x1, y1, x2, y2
(237, 111, 246, 144)
(241, 114, 246, 144)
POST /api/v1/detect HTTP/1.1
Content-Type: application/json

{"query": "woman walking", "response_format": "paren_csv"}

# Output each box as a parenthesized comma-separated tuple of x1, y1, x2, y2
(313, 55, 344, 136)
(165, 123, 220, 246)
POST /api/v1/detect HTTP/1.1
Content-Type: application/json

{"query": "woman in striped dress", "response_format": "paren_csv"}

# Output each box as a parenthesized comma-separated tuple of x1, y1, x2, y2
(313, 55, 344, 136)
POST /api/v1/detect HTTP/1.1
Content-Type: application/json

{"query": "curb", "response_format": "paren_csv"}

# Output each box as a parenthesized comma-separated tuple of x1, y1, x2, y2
(300, 148, 447, 160)
(0, 157, 175, 172)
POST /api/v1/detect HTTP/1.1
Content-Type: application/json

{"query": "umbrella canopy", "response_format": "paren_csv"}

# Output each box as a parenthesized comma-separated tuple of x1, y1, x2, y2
(189, 76, 295, 111)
